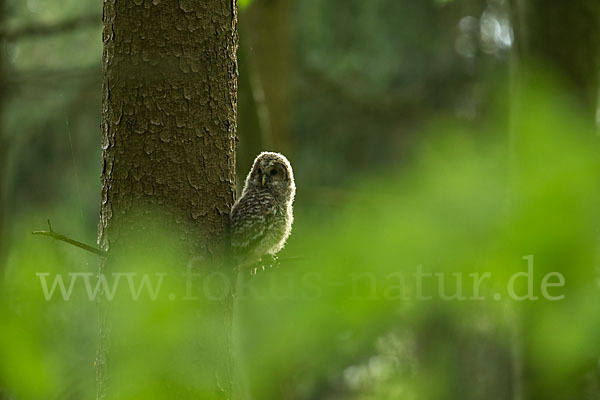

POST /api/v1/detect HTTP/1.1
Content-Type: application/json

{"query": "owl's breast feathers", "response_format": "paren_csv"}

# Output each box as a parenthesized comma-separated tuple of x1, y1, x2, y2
(230, 190, 287, 260)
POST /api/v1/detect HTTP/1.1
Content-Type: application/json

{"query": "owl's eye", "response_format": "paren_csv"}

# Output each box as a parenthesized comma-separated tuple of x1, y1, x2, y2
(270, 169, 278, 176)
(257, 168, 262, 175)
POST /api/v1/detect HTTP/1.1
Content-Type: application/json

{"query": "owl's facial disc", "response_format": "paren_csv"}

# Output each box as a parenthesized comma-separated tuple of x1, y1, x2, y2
(259, 162, 285, 188)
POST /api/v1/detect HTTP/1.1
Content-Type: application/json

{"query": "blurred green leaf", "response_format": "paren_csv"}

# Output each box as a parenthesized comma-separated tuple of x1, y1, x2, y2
(238, 0, 254, 11)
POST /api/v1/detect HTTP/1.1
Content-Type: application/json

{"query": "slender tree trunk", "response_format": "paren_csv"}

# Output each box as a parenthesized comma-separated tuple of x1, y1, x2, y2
(508, 2, 600, 400)
(244, 0, 292, 154)
(236, 30, 267, 191)
(98, 1, 238, 398)
(510, 0, 600, 125)
(0, 0, 7, 269)
(0, 139, 7, 268)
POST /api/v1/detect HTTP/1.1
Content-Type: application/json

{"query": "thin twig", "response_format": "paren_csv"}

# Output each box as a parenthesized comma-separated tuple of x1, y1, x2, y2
(32, 219, 107, 257)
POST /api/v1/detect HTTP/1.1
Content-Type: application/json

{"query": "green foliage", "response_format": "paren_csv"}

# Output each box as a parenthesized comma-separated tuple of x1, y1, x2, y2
(1, 0, 598, 398)
(2, 82, 599, 399)
(238, 0, 254, 11)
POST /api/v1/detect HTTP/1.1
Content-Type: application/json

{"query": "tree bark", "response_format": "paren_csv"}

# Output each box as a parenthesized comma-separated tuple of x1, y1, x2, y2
(100, 0, 238, 257)
(98, 1, 238, 398)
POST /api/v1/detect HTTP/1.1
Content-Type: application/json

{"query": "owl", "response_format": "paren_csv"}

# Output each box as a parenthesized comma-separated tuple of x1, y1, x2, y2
(230, 152, 296, 267)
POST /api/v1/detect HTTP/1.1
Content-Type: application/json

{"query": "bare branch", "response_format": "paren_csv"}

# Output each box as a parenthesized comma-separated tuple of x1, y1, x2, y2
(33, 219, 107, 257)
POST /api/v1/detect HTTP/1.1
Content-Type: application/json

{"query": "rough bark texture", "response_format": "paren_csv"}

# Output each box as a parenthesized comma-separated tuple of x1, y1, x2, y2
(100, 0, 238, 257)
(510, 0, 600, 122)
(98, 0, 238, 398)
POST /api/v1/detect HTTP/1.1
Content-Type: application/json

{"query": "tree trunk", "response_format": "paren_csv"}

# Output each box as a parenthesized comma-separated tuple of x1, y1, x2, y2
(244, 0, 292, 154)
(508, 2, 600, 400)
(236, 30, 268, 191)
(0, 0, 7, 270)
(510, 0, 600, 124)
(98, 1, 238, 398)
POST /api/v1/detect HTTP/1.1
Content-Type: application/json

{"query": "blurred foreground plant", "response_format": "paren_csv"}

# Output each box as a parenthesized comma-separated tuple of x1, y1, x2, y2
(1, 83, 599, 400)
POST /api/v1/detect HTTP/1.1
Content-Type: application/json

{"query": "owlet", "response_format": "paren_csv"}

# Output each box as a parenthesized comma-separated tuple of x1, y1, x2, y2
(230, 152, 296, 267)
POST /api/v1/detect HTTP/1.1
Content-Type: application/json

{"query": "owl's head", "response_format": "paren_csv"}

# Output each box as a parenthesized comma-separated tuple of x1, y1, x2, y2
(244, 152, 295, 201)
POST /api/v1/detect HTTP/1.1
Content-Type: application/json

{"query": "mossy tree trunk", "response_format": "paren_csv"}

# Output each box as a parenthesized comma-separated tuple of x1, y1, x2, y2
(98, 0, 238, 398)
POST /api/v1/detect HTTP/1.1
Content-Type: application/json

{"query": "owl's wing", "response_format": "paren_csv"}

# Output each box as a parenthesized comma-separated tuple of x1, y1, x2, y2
(230, 192, 277, 255)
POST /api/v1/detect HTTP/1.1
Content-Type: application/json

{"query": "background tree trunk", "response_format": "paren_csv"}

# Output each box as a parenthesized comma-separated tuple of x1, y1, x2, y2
(509, 2, 600, 400)
(244, 0, 292, 154)
(236, 31, 267, 191)
(0, 0, 7, 267)
(98, 1, 238, 398)
(0, 4, 9, 400)
(509, 0, 600, 125)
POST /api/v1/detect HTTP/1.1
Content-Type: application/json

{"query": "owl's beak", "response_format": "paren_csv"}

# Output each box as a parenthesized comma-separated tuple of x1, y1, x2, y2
(262, 175, 267, 186)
